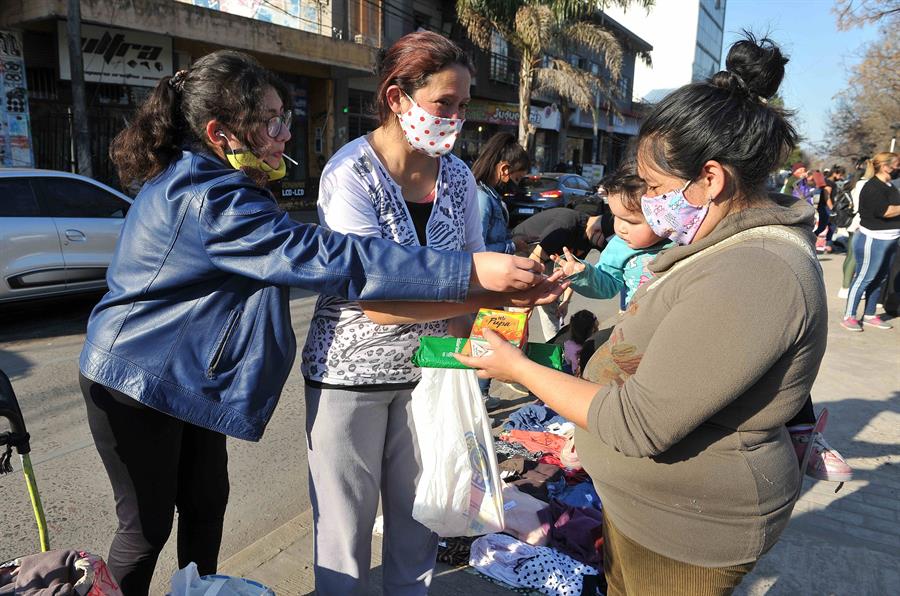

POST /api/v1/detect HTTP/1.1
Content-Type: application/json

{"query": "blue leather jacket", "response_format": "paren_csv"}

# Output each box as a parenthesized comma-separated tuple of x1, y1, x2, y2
(477, 182, 515, 254)
(80, 150, 471, 441)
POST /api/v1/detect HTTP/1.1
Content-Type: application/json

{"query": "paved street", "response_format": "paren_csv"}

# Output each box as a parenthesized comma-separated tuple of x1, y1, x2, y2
(0, 287, 320, 595)
(2, 240, 898, 595)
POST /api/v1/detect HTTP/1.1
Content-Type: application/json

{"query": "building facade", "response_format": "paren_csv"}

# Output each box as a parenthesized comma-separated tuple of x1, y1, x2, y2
(0, 0, 381, 203)
(1, 0, 654, 197)
(603, 0, 727, 103)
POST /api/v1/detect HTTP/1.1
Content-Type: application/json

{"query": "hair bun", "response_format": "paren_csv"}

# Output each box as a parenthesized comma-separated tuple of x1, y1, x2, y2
(720, 31, 787, 100)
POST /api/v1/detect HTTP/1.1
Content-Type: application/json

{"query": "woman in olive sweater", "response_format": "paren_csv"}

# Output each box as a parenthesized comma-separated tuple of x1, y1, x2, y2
(457, 35, 826, 595)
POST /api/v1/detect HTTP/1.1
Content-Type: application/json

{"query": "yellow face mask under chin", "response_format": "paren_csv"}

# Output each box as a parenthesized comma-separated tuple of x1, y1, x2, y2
(224, 148, 287, 181)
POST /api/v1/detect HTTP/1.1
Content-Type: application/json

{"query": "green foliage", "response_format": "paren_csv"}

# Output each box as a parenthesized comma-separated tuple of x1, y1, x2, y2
(456, 1, 655, 148)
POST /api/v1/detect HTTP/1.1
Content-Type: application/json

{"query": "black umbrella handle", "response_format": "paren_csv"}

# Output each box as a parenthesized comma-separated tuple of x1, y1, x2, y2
(0, 369, 30, 454)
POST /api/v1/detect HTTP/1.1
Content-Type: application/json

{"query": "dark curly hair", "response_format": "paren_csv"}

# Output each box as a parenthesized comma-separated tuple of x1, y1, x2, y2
(110, 50, 289, 187)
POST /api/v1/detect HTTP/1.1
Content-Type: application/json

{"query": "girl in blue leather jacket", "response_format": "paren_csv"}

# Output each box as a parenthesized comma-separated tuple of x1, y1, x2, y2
(78, 50, 557, 595)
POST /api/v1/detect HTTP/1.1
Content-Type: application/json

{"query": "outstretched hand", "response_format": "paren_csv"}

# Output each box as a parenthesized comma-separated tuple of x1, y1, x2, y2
(549, 246, 585, 279)
(471, 252, 546, 292)
(502, 269, 569, 308)
(453, 328, 530, 383)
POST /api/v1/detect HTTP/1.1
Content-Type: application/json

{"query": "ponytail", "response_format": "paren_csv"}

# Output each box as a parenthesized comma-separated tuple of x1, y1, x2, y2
(863, 159, 875, 180)
(110, 51, 290, 189)
(864, 152, 898, 180)
(110, 75, 184, 188)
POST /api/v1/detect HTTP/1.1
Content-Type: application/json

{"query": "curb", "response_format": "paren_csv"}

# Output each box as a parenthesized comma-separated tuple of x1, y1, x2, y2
(219, 508, 315, 578)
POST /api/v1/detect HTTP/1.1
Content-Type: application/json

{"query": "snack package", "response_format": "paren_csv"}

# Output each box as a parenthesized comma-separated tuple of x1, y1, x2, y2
(462, 308, 529, 357)
(411, 337, 563, 371)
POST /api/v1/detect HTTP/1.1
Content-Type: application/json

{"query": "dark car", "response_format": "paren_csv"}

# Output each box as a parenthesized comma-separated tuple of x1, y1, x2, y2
(505, 173, 599, 224)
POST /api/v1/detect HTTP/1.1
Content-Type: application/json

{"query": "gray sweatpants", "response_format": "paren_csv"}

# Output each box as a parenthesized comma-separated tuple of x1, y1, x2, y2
(305, 385, 438, 596)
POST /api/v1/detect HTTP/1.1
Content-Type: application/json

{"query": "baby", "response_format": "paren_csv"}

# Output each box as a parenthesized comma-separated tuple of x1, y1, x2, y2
(554, 170, 671, 304)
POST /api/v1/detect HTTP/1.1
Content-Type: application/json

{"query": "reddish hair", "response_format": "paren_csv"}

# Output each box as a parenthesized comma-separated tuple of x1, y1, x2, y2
(375, 31, 474, 126)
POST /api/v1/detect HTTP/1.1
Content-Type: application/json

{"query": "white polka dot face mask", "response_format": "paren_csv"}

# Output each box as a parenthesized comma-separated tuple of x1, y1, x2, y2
(397, 93, 464, 158)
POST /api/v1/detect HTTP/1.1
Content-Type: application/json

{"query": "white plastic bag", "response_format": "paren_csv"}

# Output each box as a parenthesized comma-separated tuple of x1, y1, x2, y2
(411, 368, 504, 536)
(169, 562, 274, 596)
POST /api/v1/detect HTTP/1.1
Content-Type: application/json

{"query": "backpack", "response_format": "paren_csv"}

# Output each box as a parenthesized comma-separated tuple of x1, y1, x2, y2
(831, 190, 855, 228)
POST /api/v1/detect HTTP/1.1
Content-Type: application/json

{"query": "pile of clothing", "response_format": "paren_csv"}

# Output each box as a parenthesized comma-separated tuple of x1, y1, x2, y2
(438, 403, 605, 596)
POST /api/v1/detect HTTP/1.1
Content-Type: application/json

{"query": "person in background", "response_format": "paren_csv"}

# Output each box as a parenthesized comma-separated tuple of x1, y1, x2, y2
(792, 166, 818, 206)
(459, 33, 828, 595)
(781, 161, 806, 194)
(471, 132, 536, 255)
(837, 162, 870, 298)
(841, 151, 900, 331)
(80, 50, 547, 596)
(512, 207, 609, 339)
(813, 166, 845, 253)
(563, 309, 599, 377)
(470, 132, 537, 407)
(299, 32, 565, 596)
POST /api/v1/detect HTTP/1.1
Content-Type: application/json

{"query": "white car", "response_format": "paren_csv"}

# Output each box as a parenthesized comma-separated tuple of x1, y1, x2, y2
(0, 169, 132, 304)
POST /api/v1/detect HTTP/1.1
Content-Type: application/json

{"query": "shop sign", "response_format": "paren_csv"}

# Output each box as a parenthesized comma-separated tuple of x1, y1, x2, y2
(175, 0, 331, 36)
(0, 30, 33, 167)
(467, 100, 561, 132)
(58, 22, 172, 88)
(581, 163, 605, 185)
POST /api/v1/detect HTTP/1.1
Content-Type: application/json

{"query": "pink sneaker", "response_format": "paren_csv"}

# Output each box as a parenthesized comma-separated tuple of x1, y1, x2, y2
(790, 430, 853, 483)
(840, 316, 862, 332)
(862, 315, 893, 330)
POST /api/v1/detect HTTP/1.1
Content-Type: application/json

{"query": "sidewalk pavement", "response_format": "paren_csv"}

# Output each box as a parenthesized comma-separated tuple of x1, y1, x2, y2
(221, 247, 900, 595)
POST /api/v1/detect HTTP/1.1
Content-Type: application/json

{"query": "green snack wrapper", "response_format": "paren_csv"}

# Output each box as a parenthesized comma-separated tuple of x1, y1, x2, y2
(412, 336, 563, 370)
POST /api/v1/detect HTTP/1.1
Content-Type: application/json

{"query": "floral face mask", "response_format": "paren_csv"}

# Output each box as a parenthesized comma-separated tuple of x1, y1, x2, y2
(640, 180, 712, 245)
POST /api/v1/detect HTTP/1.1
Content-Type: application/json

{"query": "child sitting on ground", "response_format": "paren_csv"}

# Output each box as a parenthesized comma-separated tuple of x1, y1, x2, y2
(562, 310, 598, 377)
(554, 168, 853, 486)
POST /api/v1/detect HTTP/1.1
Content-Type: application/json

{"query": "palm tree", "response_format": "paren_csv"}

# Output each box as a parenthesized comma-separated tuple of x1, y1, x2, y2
(457, 0, 653, 153)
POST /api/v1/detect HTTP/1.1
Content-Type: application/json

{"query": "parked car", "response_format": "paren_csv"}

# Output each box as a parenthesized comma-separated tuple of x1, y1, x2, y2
(0, 169, 132, 304)
(506, 173, 600, 224)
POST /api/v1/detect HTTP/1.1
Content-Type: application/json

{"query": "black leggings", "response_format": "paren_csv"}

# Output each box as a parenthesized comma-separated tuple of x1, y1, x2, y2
(81, 374, 229, 595)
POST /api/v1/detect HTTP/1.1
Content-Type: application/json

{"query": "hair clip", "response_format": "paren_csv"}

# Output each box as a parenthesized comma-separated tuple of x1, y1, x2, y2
(169, 70, 188, 92)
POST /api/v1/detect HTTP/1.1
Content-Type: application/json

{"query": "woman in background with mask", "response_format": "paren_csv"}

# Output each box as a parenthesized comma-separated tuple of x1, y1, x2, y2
(81, 49, 551, 595)
(841, 151, 900, 331)
(458, 34, 827, 595)
(299, 32, 555, 595)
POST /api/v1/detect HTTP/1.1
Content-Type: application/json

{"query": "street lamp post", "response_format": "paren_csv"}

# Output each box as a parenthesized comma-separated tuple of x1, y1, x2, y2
(890, 123, 900, 153)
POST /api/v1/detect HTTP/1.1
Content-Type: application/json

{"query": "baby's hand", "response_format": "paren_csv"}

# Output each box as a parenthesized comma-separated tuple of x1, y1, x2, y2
(550, 246, 585, 278)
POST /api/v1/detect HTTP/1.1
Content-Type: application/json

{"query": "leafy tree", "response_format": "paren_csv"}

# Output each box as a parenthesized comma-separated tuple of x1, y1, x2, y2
(456, 0, 653, 152)
(823, 23, 899, 160)
(832, 0, 900, 30)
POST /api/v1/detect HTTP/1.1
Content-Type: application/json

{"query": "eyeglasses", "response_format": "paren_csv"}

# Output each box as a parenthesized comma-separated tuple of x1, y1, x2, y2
(264, 112, 292, 138)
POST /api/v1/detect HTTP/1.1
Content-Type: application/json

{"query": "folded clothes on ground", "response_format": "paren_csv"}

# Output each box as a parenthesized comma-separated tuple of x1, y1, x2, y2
(547, 479, 601, 511)
(500, 459, 565, 503)
(538, 500, 604, 568)
(501, 430, 568, 458)
(503, 404, 567, 432)
(501, 484, 550, 546)
(469, 533, 602, 596)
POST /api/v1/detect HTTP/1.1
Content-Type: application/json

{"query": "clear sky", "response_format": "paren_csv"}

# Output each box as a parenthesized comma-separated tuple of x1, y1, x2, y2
(721, 0, 881, 154)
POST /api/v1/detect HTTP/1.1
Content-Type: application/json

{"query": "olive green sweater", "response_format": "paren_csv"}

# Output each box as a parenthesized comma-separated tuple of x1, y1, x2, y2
(578, 195, 827, 566)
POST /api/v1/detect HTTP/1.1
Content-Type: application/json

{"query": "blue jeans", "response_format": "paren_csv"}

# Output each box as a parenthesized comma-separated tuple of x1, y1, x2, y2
(845, 232, 899, 318)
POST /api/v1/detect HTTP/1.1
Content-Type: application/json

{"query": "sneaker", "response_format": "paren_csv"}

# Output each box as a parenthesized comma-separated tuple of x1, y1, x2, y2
(790, 430, 853, 483)
(483, 396, 503, 411)
(840, 316, 862, 332)
(862, 315, 893, 330)
(837, 287, 849, 299)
